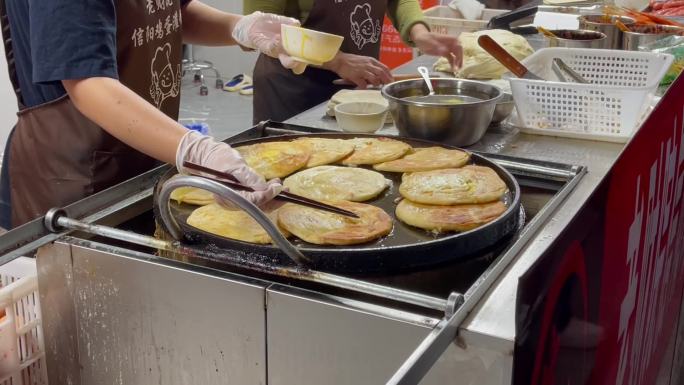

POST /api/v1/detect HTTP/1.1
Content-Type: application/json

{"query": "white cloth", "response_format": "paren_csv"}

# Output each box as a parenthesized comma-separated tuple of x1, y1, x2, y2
(448, 0, 485, 20)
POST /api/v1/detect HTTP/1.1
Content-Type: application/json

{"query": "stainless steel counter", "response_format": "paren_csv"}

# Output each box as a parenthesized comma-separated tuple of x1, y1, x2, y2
(285, 54, 625, 349)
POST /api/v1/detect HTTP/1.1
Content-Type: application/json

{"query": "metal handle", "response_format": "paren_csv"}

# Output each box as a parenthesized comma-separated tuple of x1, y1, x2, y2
(417, 66, 434, 96)
(158, 175, 310, 266)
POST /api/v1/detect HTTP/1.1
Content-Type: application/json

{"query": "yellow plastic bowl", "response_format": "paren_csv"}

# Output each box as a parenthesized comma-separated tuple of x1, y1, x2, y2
(281, 25, 344, 66)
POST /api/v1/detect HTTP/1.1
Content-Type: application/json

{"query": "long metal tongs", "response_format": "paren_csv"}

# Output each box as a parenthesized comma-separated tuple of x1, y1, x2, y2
(552, 58, 589, 84)
(183, 161, 359, 218)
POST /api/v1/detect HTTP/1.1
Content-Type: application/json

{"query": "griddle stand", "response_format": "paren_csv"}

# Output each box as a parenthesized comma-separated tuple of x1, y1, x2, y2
(0, 122, 587, 384)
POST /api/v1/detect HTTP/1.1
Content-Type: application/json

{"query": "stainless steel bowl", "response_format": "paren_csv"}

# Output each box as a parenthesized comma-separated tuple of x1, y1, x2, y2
(622, 24, 684, 51)
(545, 29, 607, 49)
(491, 93, 514, 124)
(381, 78, 502, 146)
(579, 14, 635, 49)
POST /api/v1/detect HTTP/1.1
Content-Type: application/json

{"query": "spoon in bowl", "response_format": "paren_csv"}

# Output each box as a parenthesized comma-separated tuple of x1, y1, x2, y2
(402, 66, 480, 104)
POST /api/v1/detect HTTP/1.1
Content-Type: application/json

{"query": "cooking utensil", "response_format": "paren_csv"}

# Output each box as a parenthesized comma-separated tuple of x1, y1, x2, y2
(615, 20, 631, 33)
(400, 67, 477, 104)
(154, 132, 522, 274)
(543, 29, 607, 48)
(579, 14, 635, 49)
(622, 24, 684, 51)
(537, 26, 558, 40)
(182, 161, 360, 218)
(491, 93, 515, 124)
(381, 78, 502, 146)
(477, 35, 543, 80)
(332, 73, 434, 86)
(552, 58, 589, 83)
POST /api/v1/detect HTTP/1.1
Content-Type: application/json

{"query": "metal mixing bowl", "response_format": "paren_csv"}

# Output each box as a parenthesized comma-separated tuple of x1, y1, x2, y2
(381, 78, 503, 146)
(491, 93, 514, 124)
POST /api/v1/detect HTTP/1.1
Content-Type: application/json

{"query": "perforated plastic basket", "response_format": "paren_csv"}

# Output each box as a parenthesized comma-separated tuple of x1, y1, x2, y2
(0, 257, 47, 385)
(508, 48, 673, 142)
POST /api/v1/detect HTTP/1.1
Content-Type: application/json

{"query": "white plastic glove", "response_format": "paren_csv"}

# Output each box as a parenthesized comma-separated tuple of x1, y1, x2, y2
(232, 11, 308, 74)
(176, 131, 283, 208)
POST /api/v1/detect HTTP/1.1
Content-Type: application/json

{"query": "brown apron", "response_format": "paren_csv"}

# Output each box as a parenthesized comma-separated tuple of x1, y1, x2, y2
(252, 0, 388, 124)
(0, 0, 184, 228)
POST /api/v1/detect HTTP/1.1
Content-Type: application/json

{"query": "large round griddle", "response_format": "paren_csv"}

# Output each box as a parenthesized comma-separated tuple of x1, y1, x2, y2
(154, 133, 522, 274)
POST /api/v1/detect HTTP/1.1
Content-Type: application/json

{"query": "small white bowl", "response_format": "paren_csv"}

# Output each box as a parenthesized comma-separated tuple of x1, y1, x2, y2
(281, 25, 344, 66)
(334, 102, 388, 133)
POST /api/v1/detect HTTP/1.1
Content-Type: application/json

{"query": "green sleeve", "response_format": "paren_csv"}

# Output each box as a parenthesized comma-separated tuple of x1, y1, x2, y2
(243, 0, 288, 15)
(387, 0, 429, 46)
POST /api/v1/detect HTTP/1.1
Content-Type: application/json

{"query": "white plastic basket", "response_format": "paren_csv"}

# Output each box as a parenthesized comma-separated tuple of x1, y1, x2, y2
(508, 48, 674, 142)
(423, 6, 508, 36)
(0, 257, 47, 385)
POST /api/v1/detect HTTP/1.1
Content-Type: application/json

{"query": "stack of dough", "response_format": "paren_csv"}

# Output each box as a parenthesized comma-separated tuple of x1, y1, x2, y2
(396, 165, 508, 232)
(433, 29, 534, 79)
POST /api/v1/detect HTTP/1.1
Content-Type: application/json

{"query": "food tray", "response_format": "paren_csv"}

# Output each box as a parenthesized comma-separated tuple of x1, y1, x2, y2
(155, 133, 522, 274)
(508, 48, 673, 142)
(0, 257, 47, 385)
(423, 6, 509, 36)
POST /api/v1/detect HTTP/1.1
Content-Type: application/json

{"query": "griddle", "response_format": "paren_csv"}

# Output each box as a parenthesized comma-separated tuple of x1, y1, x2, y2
(154, 131, 522, 274)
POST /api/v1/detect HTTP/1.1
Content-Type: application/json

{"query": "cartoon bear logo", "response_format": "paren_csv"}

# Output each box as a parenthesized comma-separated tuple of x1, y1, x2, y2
(150, 43, 181, 108)
(350, 3, 381, 50)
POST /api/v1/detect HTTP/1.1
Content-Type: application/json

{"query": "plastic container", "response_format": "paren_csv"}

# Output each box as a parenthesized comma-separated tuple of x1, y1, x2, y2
(508, 48, 673, 142)
(423, 6, 509, 36)
(0, 257, 47, 385)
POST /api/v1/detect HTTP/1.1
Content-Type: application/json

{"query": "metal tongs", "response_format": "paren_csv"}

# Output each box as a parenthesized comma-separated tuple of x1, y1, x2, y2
(182, 161, 359, 218)
(552, 58, 589, 84)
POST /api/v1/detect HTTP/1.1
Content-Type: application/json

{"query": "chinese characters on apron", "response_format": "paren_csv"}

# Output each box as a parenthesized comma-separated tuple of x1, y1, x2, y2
(0, 0, 185, 227)
(252, 0, 388, 123)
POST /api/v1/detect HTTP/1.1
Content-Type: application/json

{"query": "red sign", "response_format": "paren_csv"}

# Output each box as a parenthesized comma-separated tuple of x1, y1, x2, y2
(515, 75, 684, 384)
(379, 0, 437, 68)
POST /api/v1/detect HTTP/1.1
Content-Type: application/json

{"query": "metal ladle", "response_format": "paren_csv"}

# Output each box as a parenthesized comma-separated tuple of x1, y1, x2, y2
(402, 66, 480, 104)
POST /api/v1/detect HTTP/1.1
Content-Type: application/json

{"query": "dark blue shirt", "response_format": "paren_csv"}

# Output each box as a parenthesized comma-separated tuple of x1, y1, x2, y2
(5, 0, 191, 107)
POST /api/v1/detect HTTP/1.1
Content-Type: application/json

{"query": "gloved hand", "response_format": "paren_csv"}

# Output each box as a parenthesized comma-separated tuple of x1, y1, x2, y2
(232, 11, 308, 74)
(176, 131, 283, 208)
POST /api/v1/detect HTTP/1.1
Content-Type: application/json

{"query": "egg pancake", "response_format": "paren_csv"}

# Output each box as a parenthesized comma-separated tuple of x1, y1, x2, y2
(170, 187, 214, 206)
(373, 147, 470, 172)
(283, 166, 389, 202)
(396, 199, 507, 232)
(187, 203, 289, 244)
(278, 201, 393, 245)
(399, 165, 507, 205)
(341, 137, 412, 166)
(236, 141, 310, 179)
(294, 138, 355, 167)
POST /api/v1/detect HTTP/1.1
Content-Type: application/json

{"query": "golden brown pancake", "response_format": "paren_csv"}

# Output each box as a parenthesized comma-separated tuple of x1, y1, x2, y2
(341, 137, 411, 166)
(399, 165, 507, 205)
(277, 201, 393, 245)
(396, 199, 507, 232)
(373, 147, 470, 172)
(235, 141, 310, 179)
(170, 187, 214, 206)
(283, 166, 389, 202)
(186, 203, 289, 244)
(294, 138, 355, 167)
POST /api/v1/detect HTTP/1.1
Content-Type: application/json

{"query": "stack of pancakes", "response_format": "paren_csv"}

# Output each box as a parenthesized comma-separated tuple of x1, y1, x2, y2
(172, 137, 509, 246)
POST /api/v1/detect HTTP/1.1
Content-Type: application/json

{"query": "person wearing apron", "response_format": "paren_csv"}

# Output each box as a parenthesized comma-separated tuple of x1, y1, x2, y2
(246, 0, 463, 123)
(0, 1, 301, 229)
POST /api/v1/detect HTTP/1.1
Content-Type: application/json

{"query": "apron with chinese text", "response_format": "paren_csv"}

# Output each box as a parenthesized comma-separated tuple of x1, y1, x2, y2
(252, 0, 388, 123)
(0, 0, 184, 227)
